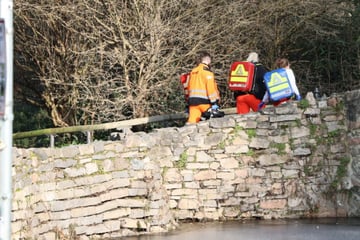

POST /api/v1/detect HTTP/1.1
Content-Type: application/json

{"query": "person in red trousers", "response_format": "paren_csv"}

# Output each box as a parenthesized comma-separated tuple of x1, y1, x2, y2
(234, 52, 268, 114)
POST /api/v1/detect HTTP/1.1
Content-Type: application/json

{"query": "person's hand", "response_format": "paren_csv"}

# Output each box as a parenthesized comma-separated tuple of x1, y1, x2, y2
(211, 104, 219, 111)
(296, 95, 302, 101)
(258, 101, 266, 110)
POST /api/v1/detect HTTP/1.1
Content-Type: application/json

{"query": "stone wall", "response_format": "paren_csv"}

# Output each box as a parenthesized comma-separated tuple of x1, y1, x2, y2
(344, 89, 360, 216)
(11, 90, 360, 240)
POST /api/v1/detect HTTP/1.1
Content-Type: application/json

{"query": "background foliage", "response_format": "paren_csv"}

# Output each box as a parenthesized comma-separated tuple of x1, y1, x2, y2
(14, 0, 360, 131)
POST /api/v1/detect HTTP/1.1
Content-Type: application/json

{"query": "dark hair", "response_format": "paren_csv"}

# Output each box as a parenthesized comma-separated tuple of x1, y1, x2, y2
(197, 51, 211, 64)
(275, 58, 290, 68)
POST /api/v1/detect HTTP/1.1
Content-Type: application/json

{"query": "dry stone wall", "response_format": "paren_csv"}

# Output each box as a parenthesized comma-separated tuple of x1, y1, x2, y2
(11, 90, 360, 240)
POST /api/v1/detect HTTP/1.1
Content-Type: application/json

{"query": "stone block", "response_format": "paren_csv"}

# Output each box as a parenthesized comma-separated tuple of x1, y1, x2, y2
(61, 145, 80, 158)
(217, 171, 235, 180)
(198, 189, 219, 200)
(128, 188, 149, 197)
(304, 108, 320, 116)
(260, 199, 287, 209)
(220, 158, 239, 169)
(290, 126, 310, 139)
(117, 199, 147, 208)
(209, 117, 236, 128)
(250, 168, 266, 177)
(186, 162, 209, 170)
(202, 179, 221, 187)
(175, 209, 195, 219)
(196, 151, 215, 162)
(120, 218, 147, 229)
(270, 172, 283, 179)
(194, 170, 217, 180)
(181, 170, 194, 182)
(223, 207, 240, 217)
(221, 197, 240, 206)
(171, 188, 197, 197)
(326, 121, 346, 132)
(85, 162, 98, 175)
(225, 145, 249, 154)
(54, 159, 77, 169)
(317, 100, 327, 108)
(235, 168, 248, 178)
(64, 167, 86, 178)
(204, 132, 225, 146)
(270, 114, 302, 122)
(178, 199, 199, 210)
(101, 188, 129, 202)
(293, 147, 311, 156)
(164, 168, 182, 182)
(130, 209, 145, 218)
(103, 208, 130, 220)
(202, 197, 218, 207)
(258, 154, 288, 166)
(249, 137, 270, 149)
(245, 120, 257, 129)
(184, 181, 200, 189)
(79, 144, 95, 155)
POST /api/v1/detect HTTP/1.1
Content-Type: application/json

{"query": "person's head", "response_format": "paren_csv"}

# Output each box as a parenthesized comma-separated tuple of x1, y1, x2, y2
(275, 58, 290, 68)
(247, 52, 259, 63)
(197, 51, 212, 65)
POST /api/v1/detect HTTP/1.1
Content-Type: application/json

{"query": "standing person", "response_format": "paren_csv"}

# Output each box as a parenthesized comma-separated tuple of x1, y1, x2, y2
(259, 58, 301, 109)
(187, 51, 220, 124)
(234, 52, 268, 114)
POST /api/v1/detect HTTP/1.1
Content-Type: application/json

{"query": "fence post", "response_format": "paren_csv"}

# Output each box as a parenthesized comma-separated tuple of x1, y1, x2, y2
(50, 134, 55, 148)
(86, 131, 92, 144)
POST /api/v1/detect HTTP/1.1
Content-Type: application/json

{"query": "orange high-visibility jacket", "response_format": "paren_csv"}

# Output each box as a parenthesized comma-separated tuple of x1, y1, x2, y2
(188, 63, 220, 106)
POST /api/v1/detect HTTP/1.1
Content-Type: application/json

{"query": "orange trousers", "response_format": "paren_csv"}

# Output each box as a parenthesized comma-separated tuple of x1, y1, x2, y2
(236, 94, 261, 114)
(187, 104, 211, 123)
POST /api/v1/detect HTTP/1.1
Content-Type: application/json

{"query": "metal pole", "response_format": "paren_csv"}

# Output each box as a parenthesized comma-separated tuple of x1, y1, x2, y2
(0, 0, 14, 239)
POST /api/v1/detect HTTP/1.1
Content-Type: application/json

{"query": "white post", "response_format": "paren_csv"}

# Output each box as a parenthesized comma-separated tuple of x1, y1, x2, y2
(0, 0, 13, 239)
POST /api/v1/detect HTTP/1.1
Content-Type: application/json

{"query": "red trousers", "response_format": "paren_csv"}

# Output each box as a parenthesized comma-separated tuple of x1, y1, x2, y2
(236, 94, 261, 114)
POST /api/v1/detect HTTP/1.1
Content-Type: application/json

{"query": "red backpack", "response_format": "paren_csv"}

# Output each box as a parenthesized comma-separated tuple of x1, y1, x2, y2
(228, 61, 255, 92)
(180, 73, 190, 102)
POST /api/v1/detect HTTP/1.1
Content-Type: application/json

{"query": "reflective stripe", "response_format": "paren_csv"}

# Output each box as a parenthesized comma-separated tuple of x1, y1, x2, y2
(267, 72, 288, 88)
(230, 76, 248, 83)
(189, 89, 207, 93)
(269, 82, 291, 93)
(208, 92, 218, 98)
(189, 94, 209, 99)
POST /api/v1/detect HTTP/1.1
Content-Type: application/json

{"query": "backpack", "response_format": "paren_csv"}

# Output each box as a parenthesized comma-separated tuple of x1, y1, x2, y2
(228, 61, 255, 92)
(201, 107, 225, 121)
(180, 73, 190, 102)
(264, 68, 294, 102)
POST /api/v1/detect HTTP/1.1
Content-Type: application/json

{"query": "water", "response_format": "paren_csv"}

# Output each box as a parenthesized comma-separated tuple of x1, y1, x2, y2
(122, 218, 360, 240)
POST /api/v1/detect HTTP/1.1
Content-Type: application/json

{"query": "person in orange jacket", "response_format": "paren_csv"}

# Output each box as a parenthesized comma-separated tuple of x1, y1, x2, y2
(187, 51, 221, 124)
(234, 52, 268, 114)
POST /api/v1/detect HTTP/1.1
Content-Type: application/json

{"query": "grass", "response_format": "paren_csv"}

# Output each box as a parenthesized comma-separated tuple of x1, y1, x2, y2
(246, 129, 256, 139)
(176, 152, 188, 169)
(298, 99, 310, 109)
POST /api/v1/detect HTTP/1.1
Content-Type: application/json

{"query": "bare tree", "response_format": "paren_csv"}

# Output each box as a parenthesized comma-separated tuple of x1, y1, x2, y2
(14, 0, 358, 128)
